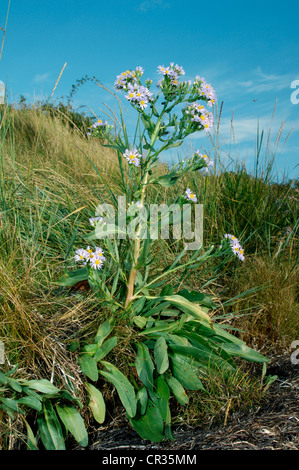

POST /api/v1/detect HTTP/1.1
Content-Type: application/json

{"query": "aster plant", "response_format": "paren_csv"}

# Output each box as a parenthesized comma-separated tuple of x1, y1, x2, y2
(57, 64, 270, 443)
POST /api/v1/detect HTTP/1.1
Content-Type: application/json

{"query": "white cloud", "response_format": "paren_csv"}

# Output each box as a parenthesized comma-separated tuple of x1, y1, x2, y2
(33, 73, 50, 84)
(139, 0, 170, 12)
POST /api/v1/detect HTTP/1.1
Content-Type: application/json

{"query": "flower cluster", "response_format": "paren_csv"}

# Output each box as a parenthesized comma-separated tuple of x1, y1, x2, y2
(157, 63, 185, 88)
(124, 83, 154, 110)
(194, 150, 214, 169)
(75, 246, 106, 270)
(89, 216, 103, 227)
(184, 188, 198, 203)
(192, 76, 217, 107)
(184, 103, 214, 131)
(224, 234, 245, 262)
(123, 148, 142, 167)
(87, 119, 113, 137)
(114, 67, 144, 90)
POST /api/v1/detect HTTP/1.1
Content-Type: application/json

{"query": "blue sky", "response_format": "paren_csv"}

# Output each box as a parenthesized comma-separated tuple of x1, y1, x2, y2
(1, 0, 298, 180)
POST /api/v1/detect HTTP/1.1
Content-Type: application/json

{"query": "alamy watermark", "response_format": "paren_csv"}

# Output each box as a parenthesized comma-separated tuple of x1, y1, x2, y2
(0, 341, 4, 364)
(290, 80, 299, 104)
(92, 197, 204, 251)
(290, 340, 299, 365)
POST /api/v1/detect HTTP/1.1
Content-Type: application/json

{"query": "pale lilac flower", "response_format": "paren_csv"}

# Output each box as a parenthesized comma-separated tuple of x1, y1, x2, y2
(157, 63, 185, 89)
(184, 188, 198, 203)
(85, 246, 96, 261)
(90, 255, 104, 270)
(74, 248, 88, 263)
(124, 83, 153, 110)
(89, 216, 103, 227)
(94, 246, 105, 261)
(224, 234, 245, 261)
(184, 103, 214, 132)
(123, 148, 141, 167)
(193, 76, 217, 107)
(114, 66, 144, 91)
(195, 150, 214, 168)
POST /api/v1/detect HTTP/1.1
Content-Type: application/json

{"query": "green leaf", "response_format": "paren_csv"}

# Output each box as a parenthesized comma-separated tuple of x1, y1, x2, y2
(153, 172, 180, 188)
(132, 297, 147, 315)
(18, 396, 42, 411)
(154, 337, 169, 375)
(24, 418, 39, 450)
(94, 336, 117, 362)
(85, 382, 106, 424)
(0, 371, 7, 385)
(68, 339, 80, 352)
(164, 295, 213, 326)
(78, 355, 98, 381)
(0, 397, 20, 412)
(211, 324, 269, 364)
(81, 343, 98, 357)
(170, 354, 205, 391)
(150, 376, 170, 422)
(37, 400, 66, 450)
(218, 341, 269, 363)
(128, 400, 164, 443)
(56, 267, 89, 287)
(160, 285, 174, 296)
(133, 316, 148, 329)
(56, 404, 88, 447)
(23, 379, 60, 395)
(100, 362, 137, 418)
(177, 289, 204, 303)
(136, 387, 148, 416)
(94, 318, 115, 347)
(166, 375, 189, 405)
(139, 321, 180, 336)
(6, 377, 23, 392)
(135, 343, 155, 392)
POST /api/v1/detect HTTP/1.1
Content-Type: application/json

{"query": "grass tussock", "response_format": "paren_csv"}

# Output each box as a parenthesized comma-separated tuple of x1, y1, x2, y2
(226, 256, 299, 352)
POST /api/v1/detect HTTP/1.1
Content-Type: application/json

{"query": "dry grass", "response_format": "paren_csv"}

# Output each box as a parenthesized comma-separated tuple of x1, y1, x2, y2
(3, 106, 118, 184)
(223, 256, 299, 353)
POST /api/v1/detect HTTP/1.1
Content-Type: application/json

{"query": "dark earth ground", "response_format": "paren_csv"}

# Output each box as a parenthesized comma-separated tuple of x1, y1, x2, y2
(84, 354, 298, 451)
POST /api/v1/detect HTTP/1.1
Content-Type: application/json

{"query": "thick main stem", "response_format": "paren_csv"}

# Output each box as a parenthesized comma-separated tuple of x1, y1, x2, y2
(124, 172, 149, 308)
(124, 109, 167, 309)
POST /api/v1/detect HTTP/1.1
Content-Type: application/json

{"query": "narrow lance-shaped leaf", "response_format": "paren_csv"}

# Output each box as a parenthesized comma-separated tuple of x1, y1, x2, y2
(135, 343, 155, 392)
(166, 375, 189, 405)
(99, 361, 137, 418)
(56, 267, 89, 287)
(78, 355, 98, 382)
(37, 400, 66, 450)
(85, 382, 106, 424)
(154, 336, 169, 374)
(94, 318, 115, 347)
(128, 400, 165, 443)
(94, 336, 117, 362)
(56, 404, 88, 447)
